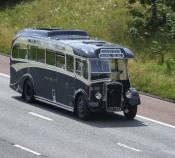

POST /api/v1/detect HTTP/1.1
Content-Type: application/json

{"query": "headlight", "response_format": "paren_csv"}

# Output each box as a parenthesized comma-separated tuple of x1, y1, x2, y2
(95, 92, 102, 100)
(126, 90, 132, 98)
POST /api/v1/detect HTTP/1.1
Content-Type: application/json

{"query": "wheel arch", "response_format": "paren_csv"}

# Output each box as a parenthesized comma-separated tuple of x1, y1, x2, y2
(22, 74, 35, 95)
(74, 89, 89, 112)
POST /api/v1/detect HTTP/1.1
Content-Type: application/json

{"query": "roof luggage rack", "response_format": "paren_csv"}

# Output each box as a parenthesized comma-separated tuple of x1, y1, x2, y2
(16, 28, 89, 39)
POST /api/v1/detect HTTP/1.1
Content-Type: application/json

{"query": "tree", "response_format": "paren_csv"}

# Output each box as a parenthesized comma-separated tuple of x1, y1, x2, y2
(128, 0, 175, 64)
(129, 0, 175, 35)
(0, 0, 29, 9)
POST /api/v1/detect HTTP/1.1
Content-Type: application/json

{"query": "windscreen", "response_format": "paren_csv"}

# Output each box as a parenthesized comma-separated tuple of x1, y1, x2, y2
(91, 60, 110, 73)
(90, 59, 128, 81)
(90, 59, 110, 80)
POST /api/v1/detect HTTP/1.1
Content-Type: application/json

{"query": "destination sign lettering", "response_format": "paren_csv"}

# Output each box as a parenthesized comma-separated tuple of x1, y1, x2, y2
(101, 49, 121, 54)
(99, 49, 124, 58)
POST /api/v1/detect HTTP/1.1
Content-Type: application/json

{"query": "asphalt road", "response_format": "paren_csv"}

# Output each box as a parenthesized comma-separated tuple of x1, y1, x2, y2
(0, 75, 175, 158)
(0, 55, 175, 158)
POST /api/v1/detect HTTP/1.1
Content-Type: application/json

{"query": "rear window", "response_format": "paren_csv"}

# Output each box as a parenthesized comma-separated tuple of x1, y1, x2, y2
(12, 43, 28, 59)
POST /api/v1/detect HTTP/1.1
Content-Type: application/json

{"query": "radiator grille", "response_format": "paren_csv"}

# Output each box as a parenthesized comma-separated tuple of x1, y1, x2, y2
(106, 82, 123, 111)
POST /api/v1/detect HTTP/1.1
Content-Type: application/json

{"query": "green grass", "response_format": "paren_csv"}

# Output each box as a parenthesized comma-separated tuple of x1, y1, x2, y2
(0, 0, 174, 100)
(129, 60, 175, 100)
(0, 0, 130, 53)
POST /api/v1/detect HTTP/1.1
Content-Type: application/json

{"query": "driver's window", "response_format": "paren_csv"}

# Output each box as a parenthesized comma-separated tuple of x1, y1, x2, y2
(118, 60, 128, 80)
(82, 60, 88, 79)
(75, 58, 88, 80)
(111, 59, 128, 80)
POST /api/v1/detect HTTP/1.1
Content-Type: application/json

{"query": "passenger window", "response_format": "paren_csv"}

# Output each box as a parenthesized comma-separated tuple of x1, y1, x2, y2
(12, 44, 19, 58)
(29, 46, 37, 61)
(56, 53, 65, 69)
(66, 54, 74, 72)
(37, 48, 45, 63)
(46, 50, 55, 66)
(75, 58, 82, 75)
(18, 43, 28, 59)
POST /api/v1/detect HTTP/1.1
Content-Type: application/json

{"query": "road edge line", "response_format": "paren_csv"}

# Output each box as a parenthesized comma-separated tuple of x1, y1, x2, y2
(137, 115, 175, 129)
(0, 73, 10, 78)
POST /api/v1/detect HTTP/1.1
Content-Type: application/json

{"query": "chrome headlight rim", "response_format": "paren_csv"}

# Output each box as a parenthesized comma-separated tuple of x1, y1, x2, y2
(126, 90, 132, 99)
(95, 92, 102, 100)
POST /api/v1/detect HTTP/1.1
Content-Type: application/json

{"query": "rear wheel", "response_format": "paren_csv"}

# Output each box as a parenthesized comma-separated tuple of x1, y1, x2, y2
(23, 80, 35, 103)
(76, 95, 90, 120)
(124, 105, 137, 120)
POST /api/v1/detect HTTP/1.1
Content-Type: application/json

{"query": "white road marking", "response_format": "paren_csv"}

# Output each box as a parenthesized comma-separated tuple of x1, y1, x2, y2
(29, 112, 54, 121)
(117, 143, 142, 152)
(137, 115, 175, 129)
(14, 144, 41, 156)
(0, 73, 10, 78)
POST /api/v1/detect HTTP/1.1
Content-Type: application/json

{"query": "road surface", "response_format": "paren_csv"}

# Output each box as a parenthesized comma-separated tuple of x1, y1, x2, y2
(0, 55, 175, 158)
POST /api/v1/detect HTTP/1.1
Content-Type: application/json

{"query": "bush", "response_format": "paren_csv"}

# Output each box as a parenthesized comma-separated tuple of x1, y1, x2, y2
(166, 58, 175, 75)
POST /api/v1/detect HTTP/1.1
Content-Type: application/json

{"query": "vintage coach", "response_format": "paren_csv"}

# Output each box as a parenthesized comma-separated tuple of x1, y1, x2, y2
(10, 28, 140, 120)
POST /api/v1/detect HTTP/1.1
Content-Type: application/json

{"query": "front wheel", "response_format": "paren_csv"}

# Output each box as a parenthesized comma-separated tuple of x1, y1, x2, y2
(23, 80, 35, 103)
(124, 105, 137, 120)
(76, 96, 90, 120)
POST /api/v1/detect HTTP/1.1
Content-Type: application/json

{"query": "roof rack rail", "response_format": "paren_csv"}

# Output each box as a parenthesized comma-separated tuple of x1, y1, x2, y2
(16, 28, 88, 38)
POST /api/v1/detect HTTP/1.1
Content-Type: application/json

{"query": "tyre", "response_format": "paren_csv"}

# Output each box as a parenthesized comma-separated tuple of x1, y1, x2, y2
(23, 80, 35, 103)
(76, 95, 90, 120)
(124, 105, 137, 120)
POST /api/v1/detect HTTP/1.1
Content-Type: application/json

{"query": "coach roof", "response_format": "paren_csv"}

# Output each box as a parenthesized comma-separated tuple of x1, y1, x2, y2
(62, 40, 134, 58)
(15, 28, 135, 59)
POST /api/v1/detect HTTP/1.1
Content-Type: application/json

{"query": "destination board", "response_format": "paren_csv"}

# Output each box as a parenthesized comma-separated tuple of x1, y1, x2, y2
(99, 49, 124, 58)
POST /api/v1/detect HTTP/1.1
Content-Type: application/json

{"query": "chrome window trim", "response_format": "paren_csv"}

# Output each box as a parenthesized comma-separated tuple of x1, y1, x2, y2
(91, 78, 111, 84)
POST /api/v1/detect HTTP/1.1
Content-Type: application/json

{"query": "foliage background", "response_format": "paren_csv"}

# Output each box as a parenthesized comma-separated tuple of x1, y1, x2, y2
(0, 0, 174, 100)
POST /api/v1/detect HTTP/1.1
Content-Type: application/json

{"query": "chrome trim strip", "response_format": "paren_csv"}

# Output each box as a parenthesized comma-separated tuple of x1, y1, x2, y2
(35, 96, 74, 112)
(91, 78, 111, 84)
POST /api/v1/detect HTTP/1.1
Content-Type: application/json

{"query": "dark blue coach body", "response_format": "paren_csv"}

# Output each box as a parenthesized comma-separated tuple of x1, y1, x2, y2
(10, 28, 140, 120)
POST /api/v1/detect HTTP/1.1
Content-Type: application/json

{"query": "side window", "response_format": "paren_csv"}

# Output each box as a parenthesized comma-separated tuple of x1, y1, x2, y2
(56, 53, 65, 69)
(37, 48, 45, 63)
(82, 60, 88, 79)
(46, 50, 55, 66)
(75, 58, 81, 75)
(29, 46, 45, 63)
(12, 44, 19, 58)
(66, 54, 74, 72)
(18, 43, 28, 59)
(29, 46, 37, 61)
